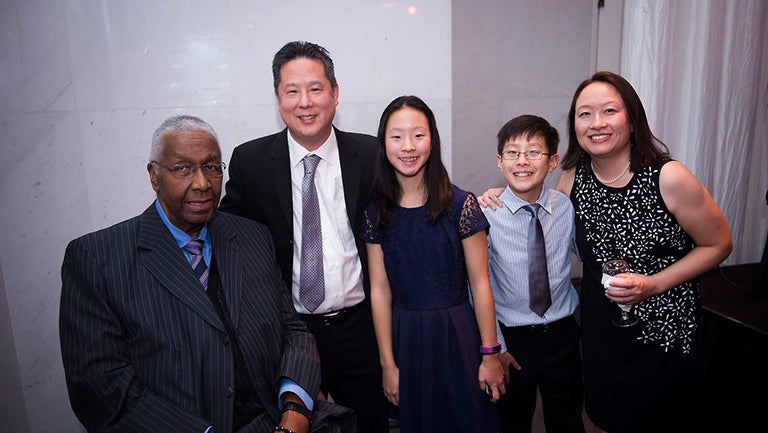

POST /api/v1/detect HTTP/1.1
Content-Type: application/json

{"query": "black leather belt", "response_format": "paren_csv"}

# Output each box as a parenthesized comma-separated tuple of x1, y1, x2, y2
(503, 315, 574, 335)
(299, 301, 364, 326)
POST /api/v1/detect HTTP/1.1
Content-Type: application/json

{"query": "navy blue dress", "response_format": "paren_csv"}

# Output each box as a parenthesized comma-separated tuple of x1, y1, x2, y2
(361, 186, 499, 433)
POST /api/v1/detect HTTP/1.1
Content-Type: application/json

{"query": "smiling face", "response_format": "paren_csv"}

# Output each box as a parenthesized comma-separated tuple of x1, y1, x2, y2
(574, 81, 633, 159)
(275, 57, 339, 151)
(148, 129, 222, 237)
(497, 133, 558, 203)
(385, 106, 432, 182)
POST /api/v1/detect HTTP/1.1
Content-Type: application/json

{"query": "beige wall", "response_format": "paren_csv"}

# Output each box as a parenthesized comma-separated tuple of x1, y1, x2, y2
(451, 0, 596, 197)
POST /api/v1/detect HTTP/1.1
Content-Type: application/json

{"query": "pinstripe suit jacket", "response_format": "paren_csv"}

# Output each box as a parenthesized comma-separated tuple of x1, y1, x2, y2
(60, 204, 322, 433)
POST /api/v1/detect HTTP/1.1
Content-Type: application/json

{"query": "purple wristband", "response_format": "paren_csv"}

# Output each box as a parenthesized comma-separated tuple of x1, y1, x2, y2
(479, 343, 501, 355)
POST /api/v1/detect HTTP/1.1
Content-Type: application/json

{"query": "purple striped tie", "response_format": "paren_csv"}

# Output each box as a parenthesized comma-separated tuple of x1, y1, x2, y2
(183, 239, 209, 290)
(524, 204, 551, 316)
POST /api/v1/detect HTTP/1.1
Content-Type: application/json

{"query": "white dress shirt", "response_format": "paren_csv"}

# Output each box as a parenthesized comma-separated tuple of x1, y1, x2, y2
(288, 129, 365, 314)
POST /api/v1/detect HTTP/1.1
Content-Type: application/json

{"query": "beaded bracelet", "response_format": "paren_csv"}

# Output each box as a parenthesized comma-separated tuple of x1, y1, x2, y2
(274, 426, 298, 433)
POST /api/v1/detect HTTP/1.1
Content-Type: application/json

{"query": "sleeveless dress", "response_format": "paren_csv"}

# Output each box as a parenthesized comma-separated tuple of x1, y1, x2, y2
(360, 186, 500, 433)
(572, 159, 705, 433)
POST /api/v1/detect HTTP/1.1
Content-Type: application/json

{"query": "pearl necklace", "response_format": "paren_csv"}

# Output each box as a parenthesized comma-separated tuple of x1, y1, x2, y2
(591, 160, 630, 184)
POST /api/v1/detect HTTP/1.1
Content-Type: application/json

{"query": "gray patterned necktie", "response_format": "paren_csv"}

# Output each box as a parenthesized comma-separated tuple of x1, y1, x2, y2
(524, 204, 551, 316)
(183, 239, 209, 290)
(300, 154, 325, 312)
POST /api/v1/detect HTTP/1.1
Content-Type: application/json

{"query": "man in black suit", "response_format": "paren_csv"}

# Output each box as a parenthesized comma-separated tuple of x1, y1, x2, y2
(220, 41, 389, 433)
(60, 115, 353, 433)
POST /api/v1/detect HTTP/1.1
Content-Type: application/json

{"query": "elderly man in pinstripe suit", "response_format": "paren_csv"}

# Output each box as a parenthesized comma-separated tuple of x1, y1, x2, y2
(59, 115, 353, 433)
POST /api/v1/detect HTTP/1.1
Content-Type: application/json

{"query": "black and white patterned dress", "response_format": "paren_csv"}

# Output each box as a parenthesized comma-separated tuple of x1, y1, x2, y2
(572, 158, 704, 432)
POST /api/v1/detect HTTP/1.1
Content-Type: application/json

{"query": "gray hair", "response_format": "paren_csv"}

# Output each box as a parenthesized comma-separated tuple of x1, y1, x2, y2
(149, 114, 219, 161)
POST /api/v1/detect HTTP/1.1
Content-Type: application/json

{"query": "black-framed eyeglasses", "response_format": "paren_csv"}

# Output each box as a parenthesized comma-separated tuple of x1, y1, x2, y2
(151, 161, 226, 179)
(500, 150, 551, 161)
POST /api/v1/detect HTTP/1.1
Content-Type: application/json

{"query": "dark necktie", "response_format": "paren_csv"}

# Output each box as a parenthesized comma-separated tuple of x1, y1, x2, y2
(524, 204, 551, 316)
(183, 239, 209, 290)
(300, 154, 325, 312)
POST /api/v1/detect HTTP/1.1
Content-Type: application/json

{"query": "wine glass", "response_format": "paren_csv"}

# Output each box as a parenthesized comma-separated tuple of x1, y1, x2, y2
(601, 259, 639, 327)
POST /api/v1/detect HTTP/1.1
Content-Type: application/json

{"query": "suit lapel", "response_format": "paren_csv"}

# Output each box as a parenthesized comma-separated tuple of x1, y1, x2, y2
(269, 130, 294, 233)
(336, 128, 363, 225)
(137, 205, 225, 332)
(207, 213, 242, 330)
(209, 212, 277, 418)
(273, 128, 363, 227)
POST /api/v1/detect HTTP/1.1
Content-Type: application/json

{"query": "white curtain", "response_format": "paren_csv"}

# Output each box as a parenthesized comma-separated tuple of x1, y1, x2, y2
(621, 0, 768, 265)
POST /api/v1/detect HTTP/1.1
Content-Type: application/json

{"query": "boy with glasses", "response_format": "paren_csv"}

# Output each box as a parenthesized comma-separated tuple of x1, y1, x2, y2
(482, 115, 586, 433)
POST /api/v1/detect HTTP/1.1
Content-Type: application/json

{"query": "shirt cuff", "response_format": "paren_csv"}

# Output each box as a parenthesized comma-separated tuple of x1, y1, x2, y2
(495, 320, 508, 353)
(279, 378, 314, 411)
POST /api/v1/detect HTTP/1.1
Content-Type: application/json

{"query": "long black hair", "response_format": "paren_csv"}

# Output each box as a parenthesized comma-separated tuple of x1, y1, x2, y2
(562, 71, 670, 171)
(371, 95, 452, 229)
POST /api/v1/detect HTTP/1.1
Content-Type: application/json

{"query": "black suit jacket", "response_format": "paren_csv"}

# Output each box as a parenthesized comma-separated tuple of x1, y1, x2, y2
(60, 204, 324, 433)
(219, 127, 378, 295)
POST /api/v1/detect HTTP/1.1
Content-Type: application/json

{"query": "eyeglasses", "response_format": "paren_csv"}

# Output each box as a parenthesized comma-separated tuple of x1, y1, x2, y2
(500, 150, 551, 161)
(151, 161, 226, 179)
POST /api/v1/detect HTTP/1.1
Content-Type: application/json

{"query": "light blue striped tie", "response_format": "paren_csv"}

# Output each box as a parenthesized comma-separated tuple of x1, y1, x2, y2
(183, 239, 209, 290)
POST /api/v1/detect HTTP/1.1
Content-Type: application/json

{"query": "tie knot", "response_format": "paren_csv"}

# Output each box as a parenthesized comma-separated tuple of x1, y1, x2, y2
(303, 154, 321, 175)
(184, 239, 204, 256)
(524, 203, 541, 218)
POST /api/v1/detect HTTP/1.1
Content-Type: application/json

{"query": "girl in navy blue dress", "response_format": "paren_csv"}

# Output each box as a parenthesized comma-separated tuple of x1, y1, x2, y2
(360, 95, 504, 432)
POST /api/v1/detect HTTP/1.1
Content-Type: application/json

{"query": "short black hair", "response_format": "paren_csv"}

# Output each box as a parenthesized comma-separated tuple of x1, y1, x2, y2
(272, 41, 336, 91)
(496, 114, 559, 155)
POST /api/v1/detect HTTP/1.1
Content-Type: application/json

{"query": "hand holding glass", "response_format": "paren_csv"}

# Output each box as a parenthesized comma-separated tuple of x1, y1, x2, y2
(601, 260, 639, 327)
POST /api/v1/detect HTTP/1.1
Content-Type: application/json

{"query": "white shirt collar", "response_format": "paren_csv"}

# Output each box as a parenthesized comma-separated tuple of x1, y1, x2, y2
(287, 128, 339, 169)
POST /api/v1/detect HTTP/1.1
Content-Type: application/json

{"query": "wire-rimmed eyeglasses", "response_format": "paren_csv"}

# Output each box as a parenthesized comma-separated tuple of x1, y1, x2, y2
(151, 161, 226, 179)
(500, 150, 551, 161)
